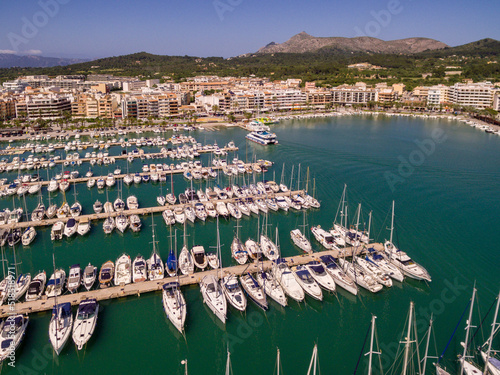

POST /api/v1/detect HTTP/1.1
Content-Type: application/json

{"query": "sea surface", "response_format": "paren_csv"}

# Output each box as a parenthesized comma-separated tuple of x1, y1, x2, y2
(0, 114, 499, 374)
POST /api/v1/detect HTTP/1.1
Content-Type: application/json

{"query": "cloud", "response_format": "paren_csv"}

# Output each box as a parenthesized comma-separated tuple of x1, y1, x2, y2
(23, 49, 43, 55)
(0, 50, 16, 54)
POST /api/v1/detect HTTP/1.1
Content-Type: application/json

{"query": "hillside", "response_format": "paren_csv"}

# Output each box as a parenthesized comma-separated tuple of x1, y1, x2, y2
(0, 54, 88, 68)
(256, 32, 448, 54)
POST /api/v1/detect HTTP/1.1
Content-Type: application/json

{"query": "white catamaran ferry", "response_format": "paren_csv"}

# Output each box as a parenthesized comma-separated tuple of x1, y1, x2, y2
(245, 131, 278, 145)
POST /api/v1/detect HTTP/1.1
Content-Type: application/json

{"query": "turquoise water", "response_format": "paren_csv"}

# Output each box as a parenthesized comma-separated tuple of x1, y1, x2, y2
(0, 115, 499, 374)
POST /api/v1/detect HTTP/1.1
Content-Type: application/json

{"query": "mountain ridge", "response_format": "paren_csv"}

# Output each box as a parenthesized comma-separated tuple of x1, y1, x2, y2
(256, 32, 449, 54)
(0, 54, 89, 68)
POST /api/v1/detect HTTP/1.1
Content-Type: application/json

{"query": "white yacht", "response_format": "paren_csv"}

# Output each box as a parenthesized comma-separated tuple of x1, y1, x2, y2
(114, 253, 131, 285)
(272, 259, 305, 302)
(319, 255, 357, 295)
(93, 200, 103, 214)
(291, 265, 323, 301)
(255, 270, 288, 307)
(147, 252, 164, 281)
(162, 209, 176, 226)
(200, 274, 227, 324)
(82, 264, 97, 291)
(66, 264, 81, 293)
(77, 217, 91, 236)
(245, 130, 278, 145)
(132, 255, 147, 283)
(355, 256, 393, 288)
(115, 214, 129, 233)
(173, 207, 186, 224)
(72, 298, 99, 350)
(162, 281, 187, 334)
(0, 315, 29, 362)
(231, 237, 248, 265)
(221, 274, 247, 312)
(64, 218, 78, 238)
(311, 225, 338, 250)
(304, 261, 336, 292)
(14, 273, 31, 301)
(103, 217, 115, 234)
(383, 242, 431, 282)
(21, 227, 36, 246)
(365, 248, 404, 282)
(338, 258, 383, 293)
(290, 229, 312, 254)
(49, 302, 73, 355)
(191, 245, 208, 270)
(260, 234, 280, 261)
(240, 273, 268, 310)
(178, 246, 195, 275)
(129, 214, 141, 232)
(46, 269, 66, 297)
(126, 195, 139, 210)
(25, 271, 46, 302)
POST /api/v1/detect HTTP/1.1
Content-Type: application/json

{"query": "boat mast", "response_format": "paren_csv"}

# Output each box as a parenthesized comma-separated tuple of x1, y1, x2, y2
(389, 200, 395, 245)
(367, 211, 372, 244)
(289, 165, 294, 197)
(366, 315, 381, 375)
(297, 163, 301, 191)
(401, 302, 415, 375)
(460, 285, 476, 375)
(306, 344, 318, 375)
(421, 314, 435, 375)
(484, 290, 500, 373)
(276, 348, 280, 375)
(225, 350, 231, 375)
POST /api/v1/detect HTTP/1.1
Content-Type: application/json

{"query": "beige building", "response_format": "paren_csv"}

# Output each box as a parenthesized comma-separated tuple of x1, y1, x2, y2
(448, 82, 494, 109)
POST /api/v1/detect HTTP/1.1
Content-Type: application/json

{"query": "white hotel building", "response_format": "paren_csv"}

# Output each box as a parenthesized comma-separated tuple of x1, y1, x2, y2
(447, 82, 494, 109)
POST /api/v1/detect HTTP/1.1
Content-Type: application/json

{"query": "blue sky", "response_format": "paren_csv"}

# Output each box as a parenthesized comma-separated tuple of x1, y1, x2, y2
(0, 0, 498, 59)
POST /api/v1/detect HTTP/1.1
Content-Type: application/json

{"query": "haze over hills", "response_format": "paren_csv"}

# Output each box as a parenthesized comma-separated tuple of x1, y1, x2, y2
(256, 32, 449, 54)
(0, 54, 89, 68)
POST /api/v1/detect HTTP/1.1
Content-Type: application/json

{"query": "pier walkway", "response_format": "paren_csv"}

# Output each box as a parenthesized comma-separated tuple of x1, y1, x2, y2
(0, 243, 380, 318)
(0, 190, 305, 230)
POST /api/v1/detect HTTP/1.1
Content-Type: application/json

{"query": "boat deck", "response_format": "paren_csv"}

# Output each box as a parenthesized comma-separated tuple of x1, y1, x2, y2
(0, 244, 378, 318)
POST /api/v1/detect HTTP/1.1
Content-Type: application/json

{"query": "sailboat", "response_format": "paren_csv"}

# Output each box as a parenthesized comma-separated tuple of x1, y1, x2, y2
(290, 210, 312, 254)
(479, 291, 500, 375)
(221, 274, 247, 312)
(162, 281, 187, 334)
(231, 220, 248, 265)
(178, 224, 194, 275)
(319, 255, 357, 295)
(260, 214, 280, 261)
(272, 258, 305, 302)
(383, 201, 431, 282)
(199, 217, 227, 323)
(0, 314, 29, 362)
(166, 229, 178, 277)
(70, 182, 82, 217)
(147, 215, 164, 281)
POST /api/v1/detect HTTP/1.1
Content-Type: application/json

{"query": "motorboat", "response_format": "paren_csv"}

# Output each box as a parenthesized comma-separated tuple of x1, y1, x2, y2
(98, 261, 114, 288)
(162, 209, 176, 226)
(66, 264, 81, 293)
(14, 273, 31, 301)
(244, 239, 263, 260)
(338, 258, 383, 293)
(25, 271, 46, 302)
(365, 247, 404, 282)
(70, 202, 82, 217)
(82, 264, 97, 291)
(173, 207, 185, 224)
(304, 261, 336, 292)
(21, 226, 37, 246)
(113, 197, 125, 212)
(72, 299, 99, 350)
(126, 195, 139, 210)
(272, 259, 305, 302)
(49, 302, 73, 355)
(93, 200, 103, 214)
(129, 214, 142, 232)
(355, 256, 393, 288)
(77, 217, 91, 236)
(311, 225, 338, 250)
(162, 281, 187, 334)
(191, 245, 208, 270)
(383, 241, 431, 282)
(64, 218, 78, 237)
(132, 255, 147, 283)
(114, 253, 131, 285)
(46, 269, 66, 297)
(319, 256, 357, 295)
(51, 221, 65, 241)
(291, 265, 323, 301)
(0, 315, 29, 362)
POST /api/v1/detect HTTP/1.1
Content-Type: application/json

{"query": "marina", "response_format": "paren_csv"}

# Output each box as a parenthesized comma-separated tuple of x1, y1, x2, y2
(0, 114, 497, 374)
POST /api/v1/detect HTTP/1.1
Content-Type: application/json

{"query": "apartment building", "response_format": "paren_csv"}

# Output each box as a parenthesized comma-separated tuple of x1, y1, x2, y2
(331, 85, 377, 105)
(0, 97, 16, 120)
(18, 94, 72, 119)
(427, 84, 450, 106)
(448, 82, 494, 109)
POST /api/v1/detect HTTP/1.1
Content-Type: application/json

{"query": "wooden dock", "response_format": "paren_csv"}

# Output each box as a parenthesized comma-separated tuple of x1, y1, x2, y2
(0, 190, 305, 230)
(0, 244, 380, 318)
